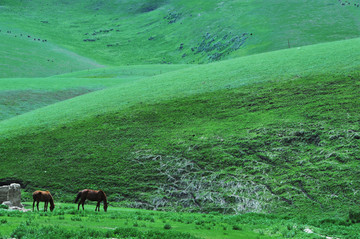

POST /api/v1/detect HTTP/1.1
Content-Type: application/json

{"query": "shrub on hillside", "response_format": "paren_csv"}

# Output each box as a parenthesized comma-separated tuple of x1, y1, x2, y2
(164, 223, 172, 229)
(349, 210, 360, 223)
(232, 225, 242, 230)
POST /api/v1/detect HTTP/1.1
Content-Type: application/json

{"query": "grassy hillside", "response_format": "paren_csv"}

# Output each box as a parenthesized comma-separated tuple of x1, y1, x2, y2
(1, 1, 360, 238)
(0, 64, 190, 120)
(1, 0, 360, 72)
(1, 39, 359, 221)
(50, 64, 191, 79)
(0, 37, 359, 137)
(0, 27, 102, 77)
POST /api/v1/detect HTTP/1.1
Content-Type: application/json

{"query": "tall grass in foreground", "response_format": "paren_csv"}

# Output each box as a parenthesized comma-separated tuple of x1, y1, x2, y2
(2, 204, 360, 238)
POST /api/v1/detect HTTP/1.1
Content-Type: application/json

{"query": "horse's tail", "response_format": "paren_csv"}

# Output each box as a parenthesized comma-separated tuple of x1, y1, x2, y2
(75, 191, 82, 203)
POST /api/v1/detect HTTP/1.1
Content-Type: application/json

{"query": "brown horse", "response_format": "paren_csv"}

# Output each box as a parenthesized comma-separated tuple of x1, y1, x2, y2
(75, 189, 108, 212)
(32, 190, 55, 212)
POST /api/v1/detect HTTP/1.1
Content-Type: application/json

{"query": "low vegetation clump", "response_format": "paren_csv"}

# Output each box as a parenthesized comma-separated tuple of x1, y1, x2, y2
(349, 210, 360, 224)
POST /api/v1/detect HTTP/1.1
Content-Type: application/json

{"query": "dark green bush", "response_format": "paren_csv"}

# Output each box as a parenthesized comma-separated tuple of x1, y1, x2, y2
(232, 225, 242, 230)
(349, 210, 360, 223)
(164, 223, 172, 230)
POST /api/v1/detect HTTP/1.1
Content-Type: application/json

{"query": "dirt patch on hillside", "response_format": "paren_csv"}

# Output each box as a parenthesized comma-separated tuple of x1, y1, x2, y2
(135, 0, 168, 13)
(0, 88, 101, 121)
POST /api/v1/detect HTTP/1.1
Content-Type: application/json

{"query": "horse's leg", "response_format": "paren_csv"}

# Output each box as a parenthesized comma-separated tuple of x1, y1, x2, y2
(82, 200, 85, 211)
(96, 201, 100, 211)
(36, 201, 40, 211)
(45, 201, 48, 212)
(33, 200, 35, 211)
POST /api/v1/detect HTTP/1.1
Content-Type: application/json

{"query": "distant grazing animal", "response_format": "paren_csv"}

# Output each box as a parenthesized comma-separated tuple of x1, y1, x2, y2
(32, 190, 55, 212)
(75, 189, 108, 212)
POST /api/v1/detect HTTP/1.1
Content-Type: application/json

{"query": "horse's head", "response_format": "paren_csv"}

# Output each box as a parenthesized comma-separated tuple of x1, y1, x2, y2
(50, 204, 55, 212)
(104, 203, 108, 212)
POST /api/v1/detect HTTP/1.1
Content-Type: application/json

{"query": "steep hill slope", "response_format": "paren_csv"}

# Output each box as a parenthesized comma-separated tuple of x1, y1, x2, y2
(1, 38, 359, 215)
(1, 0, 360, 70)
(0, 27, 102, 77)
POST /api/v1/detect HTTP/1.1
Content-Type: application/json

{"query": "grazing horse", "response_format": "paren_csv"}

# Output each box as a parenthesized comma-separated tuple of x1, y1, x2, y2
(75, 189, 108, 212)
(32, 190, 55, 212)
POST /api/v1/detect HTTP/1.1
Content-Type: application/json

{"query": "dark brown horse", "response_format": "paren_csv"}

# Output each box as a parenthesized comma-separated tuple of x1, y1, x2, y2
(32, 190, 55, 212)
(75, 189, 108, 212)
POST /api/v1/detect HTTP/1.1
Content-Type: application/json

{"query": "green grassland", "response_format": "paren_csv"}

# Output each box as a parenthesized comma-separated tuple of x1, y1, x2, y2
(0, 37, 359, 137)
(0, 64, 190, 120)
(1, 0, 360, 73)
(1, 203, 360, 239)
(0, 28, 103, 78)
(1, 0, 360, 238)
(0, 204, 271, 239)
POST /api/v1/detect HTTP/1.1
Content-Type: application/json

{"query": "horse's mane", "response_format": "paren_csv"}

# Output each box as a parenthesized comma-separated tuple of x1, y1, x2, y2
(48, 192, 55, 204)
(99, 190, 107, 201)
(49, 196, 55, 205)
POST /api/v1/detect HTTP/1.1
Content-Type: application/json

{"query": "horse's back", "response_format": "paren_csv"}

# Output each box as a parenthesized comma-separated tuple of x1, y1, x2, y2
(79, 189, 106, 201)
(33, 190, 41, 197)
(33, 190, 52, 200)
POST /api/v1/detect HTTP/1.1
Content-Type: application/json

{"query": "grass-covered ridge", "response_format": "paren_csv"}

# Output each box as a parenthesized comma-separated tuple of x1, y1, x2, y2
(0, 28, 103, 77)
(1, 39, 359, 217)
(1, 0, 360, 71)
(0, 64, 190, 121)
(0, 37, 359, 138)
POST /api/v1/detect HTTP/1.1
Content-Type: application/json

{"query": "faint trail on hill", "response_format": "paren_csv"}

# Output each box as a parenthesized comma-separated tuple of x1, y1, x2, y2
(0, 31, 104, 77)
(51, 44, 104, 69)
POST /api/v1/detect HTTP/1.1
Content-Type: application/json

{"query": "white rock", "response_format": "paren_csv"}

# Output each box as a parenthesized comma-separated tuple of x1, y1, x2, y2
(0, 183, 23, 208)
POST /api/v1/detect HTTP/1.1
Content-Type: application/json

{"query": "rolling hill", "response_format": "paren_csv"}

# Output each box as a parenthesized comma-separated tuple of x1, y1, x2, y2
(1, 0, 360, 75)
(1, 1, 360, 238)
(1, 37, 360, 216)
